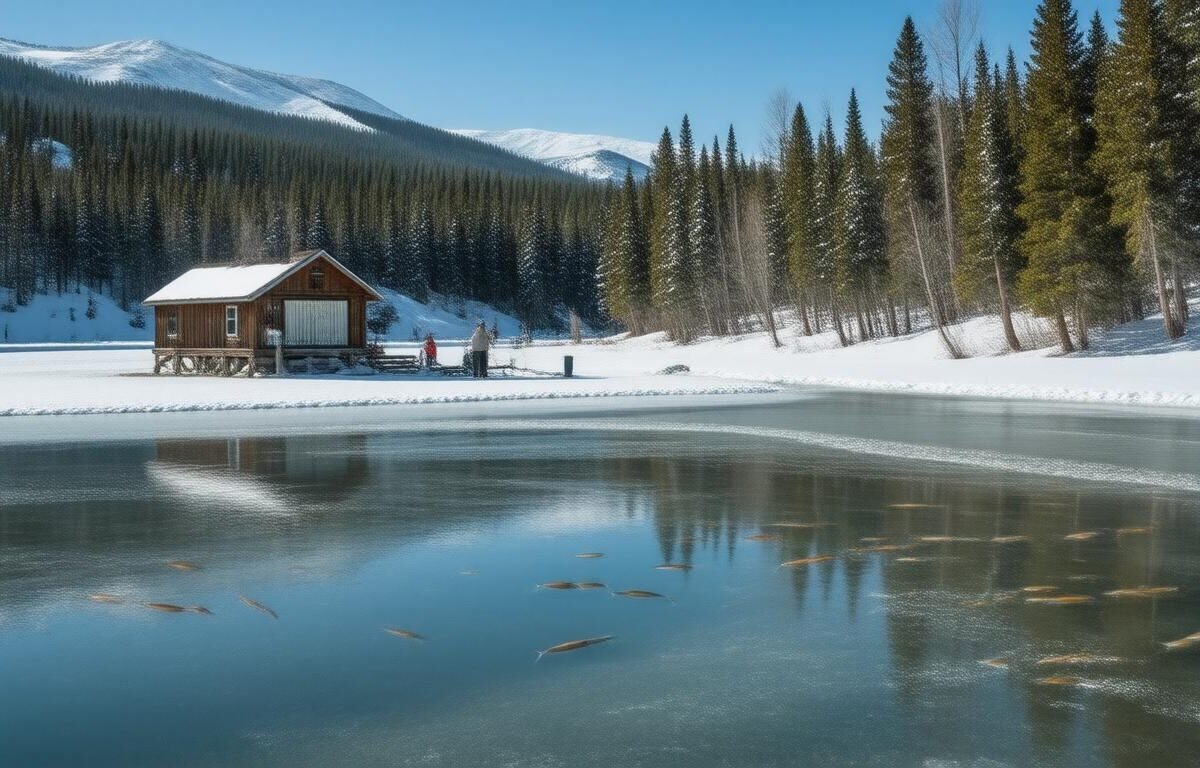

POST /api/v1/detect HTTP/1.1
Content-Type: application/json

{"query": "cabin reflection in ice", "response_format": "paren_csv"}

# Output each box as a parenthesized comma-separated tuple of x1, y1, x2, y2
(150, 434, 370, 506)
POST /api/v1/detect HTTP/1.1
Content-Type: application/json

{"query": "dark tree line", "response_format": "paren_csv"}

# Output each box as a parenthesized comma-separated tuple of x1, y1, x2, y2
(0, 55, 609, 328)
(600, 0, 1200, 352)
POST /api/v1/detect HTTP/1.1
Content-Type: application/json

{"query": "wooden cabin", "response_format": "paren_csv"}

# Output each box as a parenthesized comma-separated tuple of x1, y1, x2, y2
(144, 249, 382, 375)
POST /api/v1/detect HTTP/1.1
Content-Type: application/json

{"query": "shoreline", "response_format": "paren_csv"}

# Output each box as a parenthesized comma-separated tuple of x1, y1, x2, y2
(2, 340, 1199, 421)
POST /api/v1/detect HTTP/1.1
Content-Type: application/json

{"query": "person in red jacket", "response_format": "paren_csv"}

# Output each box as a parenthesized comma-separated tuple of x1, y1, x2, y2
(422, 333, 437, 368)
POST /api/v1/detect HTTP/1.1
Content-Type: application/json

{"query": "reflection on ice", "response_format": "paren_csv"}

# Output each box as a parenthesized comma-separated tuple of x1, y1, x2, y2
(0, 412, 1197, 767)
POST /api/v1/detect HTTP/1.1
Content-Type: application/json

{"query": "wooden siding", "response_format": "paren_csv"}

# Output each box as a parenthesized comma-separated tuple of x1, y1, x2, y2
(154, 302, 251, 349)
(153, 255, 373, 350)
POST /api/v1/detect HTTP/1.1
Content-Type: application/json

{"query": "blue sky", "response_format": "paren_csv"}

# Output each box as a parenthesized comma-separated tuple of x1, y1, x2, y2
(3, 0, 1118, 153)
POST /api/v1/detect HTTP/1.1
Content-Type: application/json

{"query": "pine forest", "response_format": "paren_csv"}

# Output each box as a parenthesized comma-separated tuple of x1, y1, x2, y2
(2, 0, 1198, 350)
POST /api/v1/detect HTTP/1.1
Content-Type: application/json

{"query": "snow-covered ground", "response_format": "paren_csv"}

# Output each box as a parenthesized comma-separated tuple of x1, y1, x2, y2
(0, 349, 773, 417)
(497, 304, 1200, 410)
(1, 291, 1197, 417)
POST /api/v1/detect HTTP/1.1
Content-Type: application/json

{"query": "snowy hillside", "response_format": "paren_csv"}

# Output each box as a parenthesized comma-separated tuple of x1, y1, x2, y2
(0, 38, 403, 131)
(0, 288, 151, 344)
(450, 129, 654, 182)
(373, 288, 523, 342)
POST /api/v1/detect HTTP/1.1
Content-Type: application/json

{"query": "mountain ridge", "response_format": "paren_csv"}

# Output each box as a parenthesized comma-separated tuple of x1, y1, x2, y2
(450, 128, 653, 182)
(0, 37, 403, 131)
(0, 36, 653, 182)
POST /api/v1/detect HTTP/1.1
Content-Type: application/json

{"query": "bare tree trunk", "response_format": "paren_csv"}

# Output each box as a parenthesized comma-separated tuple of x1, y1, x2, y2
(1146, 211, 1181, 339)
(736, 191, 782, 348)
(908, 202, 963, 358)
(763, 306, 781, 347)
(830, 288, 850, 347)
(796, 289, 813, 336)
(1053, 309, 1075, 353)
(730, 186, 750, 316)
(1170, 254, 1188, 326)
(932, 101, 961, 321)
(993, 256, 1020, 351)
(694, 277, 714, 337)
(1073, 302, 1089, 350)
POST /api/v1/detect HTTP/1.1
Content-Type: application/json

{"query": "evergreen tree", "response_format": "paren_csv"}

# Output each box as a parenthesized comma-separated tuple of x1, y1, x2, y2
(648, 125, 694, 337)
(1095, 0, 1190, 338)
(401, 203, 432, 302)
(834, 89, 888, 341)
(648, 126, 676, 316)
(690, 146, 721, 334)
(763, 165, 790, 297)
(1002, 48, 1026, 164)
(260, 205, 291, 262)
(305, 195, 332, 252)
(516, 199, 549, 329)
(1017, 0, 1106, 351)
(380, 204, 405, 289)
(1166, 0, 1200, 281)
(957, 44, 1024, 351)
(881, 16, 960, 355)
(781, 103, 817, 334)
(130, 183, 164, 306)
(813, 113, 846, 344)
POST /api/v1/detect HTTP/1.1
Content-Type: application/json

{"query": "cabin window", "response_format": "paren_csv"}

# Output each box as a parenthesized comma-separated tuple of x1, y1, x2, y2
(225, 305, 239, 337)
(309, 267, 325, 291)
(166, 312, 179, 338)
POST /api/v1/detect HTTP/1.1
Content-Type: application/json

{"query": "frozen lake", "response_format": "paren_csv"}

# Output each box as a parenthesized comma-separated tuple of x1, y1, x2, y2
(1, 391, 1199, 767)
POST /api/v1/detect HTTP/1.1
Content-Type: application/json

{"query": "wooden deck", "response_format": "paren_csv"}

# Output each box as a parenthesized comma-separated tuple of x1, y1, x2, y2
(153, 347, 368, 376)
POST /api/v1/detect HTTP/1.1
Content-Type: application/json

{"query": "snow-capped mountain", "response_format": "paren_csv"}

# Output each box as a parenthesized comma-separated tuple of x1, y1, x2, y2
(1, 37, 656, 181)
(450, 129, 654, 183)
(0, 38, 402, 131)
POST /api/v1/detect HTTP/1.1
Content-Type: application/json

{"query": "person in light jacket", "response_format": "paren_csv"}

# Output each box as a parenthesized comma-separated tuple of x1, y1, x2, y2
(469, 321, 490, 378)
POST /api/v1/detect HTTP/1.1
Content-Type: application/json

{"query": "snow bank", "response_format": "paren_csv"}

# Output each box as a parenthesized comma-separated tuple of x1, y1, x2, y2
(495, 303, 1200, 410)
(0, 348, 775, 417)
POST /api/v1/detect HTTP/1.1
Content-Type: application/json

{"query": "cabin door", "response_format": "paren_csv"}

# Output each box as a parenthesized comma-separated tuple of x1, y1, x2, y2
(283, 300, 349, 346)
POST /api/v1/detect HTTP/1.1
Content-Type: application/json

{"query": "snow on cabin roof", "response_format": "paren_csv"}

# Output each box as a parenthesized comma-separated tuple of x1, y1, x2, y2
(144, 262, 295, 304)
(143, 249, 381, 305)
